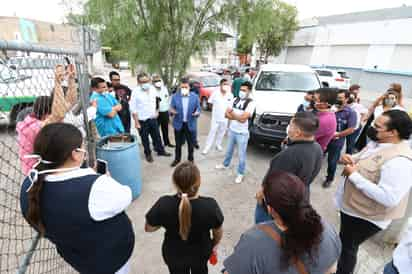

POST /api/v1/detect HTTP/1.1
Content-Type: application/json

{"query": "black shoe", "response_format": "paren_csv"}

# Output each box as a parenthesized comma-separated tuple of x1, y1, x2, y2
(322, 179, 333, 188)
(166, 144, 175, 148)
(194, 144, 200, 150)
(158, 151, 172, 157)
(170, 160, 180, 167)
(145, 154, 154, 163)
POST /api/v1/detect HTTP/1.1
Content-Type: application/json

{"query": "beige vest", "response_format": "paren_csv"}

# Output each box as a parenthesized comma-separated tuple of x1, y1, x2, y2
(343, 142, 412, 221)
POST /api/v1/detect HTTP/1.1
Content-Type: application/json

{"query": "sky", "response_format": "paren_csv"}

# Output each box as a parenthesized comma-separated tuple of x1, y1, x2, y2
(1, 0, 412, 24)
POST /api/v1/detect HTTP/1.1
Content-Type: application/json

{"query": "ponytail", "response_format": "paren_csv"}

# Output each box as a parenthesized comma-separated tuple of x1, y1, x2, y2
(282, 203, 323, 267)
(178, 193, 192, 241)
(172, 162, 201, 241)
(27, 167, 47, 235)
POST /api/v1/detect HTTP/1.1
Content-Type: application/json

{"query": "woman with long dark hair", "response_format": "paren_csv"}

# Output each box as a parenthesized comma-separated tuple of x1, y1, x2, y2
(145, 162, 224, 274)
(224, 171, 341, 274)
(20, 123, 134, 274)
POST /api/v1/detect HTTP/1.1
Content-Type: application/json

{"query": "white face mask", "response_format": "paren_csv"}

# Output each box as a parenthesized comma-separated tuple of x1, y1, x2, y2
(239, 91, 247, 99)
(154, 81, 162, 88)
(181, 88, 189, 96)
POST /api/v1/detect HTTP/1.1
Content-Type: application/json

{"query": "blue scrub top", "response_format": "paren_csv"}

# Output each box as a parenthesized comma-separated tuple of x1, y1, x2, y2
(90, 92, 125, 137)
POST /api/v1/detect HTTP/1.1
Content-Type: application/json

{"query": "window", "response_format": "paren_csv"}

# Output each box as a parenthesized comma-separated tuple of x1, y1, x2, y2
(337, 71, 350, 79)
(316, 70, 333, 77)
(201, 76, 220, 87)
(255, 71, 320, 92)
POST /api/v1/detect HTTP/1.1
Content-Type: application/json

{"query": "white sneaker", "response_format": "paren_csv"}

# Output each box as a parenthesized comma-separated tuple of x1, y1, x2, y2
(215, 164, 228, 170)
(202, 149, 208, 155)
(216, 145, 223, 151)
(235, 174, 244, 184)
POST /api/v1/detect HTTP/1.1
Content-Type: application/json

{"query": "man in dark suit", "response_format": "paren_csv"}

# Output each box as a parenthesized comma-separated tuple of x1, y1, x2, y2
(170, 78, 201, 167)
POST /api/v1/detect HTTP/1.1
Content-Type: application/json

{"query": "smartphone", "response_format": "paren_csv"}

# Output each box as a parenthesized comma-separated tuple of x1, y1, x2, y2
(96, 159, 108, 174)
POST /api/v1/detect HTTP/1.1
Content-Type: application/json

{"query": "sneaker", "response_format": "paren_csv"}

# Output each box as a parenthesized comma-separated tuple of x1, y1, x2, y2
(202, 149, 209, 155)
(216, 145, 223, 151)
(322, 179, 333, 188)
(235, 174, 244, 184)
(215, 164, 228, 170)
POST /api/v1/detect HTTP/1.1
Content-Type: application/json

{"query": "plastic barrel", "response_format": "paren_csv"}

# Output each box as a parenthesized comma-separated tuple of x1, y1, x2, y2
(96, 134, 142, 199)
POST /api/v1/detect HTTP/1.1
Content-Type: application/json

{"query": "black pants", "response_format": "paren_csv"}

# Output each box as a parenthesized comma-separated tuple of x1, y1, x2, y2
(174, 123, 194, 162)
(167, 261, 208, 274)
(336, 212, 381, 274)
(138, 118, 165, 156)
(119, 104, 131, 133)
(326, 141, 344, 181)
(158, 111, 172, 146)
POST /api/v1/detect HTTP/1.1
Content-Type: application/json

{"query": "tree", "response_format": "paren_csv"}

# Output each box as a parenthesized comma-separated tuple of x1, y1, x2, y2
(67, 0, 232, 88)
(235, 0, 298, 63)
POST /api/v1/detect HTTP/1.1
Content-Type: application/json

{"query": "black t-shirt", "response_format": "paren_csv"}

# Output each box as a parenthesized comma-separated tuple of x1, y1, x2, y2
(146, 195, 224, 264)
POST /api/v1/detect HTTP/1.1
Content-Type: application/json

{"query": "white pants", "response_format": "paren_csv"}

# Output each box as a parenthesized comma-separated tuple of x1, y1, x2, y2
(204, 120, 228, 152)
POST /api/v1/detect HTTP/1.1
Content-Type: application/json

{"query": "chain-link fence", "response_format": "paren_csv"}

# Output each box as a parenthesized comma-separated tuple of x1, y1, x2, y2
(0, 39, 93, 274)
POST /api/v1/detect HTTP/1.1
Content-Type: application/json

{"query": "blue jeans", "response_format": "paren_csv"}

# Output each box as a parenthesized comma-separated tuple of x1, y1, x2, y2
(326, 140, 344, 181)
(223, 130, 249, 175)
(383, 261, 399, 274)
(254, 203, 272, 224)
(346, 127, 362, 154)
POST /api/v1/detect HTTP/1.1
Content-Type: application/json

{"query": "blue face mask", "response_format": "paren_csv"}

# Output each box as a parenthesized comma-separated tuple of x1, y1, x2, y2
(303, 100, 310, 109)
(141, 83, 151, 91)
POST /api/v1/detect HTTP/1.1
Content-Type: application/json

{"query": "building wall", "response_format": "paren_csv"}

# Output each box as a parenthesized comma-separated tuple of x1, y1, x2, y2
(273, 17, 412, 95)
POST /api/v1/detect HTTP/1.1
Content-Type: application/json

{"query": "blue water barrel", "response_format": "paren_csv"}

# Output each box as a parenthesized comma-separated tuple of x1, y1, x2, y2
(96, 134, 142, 199)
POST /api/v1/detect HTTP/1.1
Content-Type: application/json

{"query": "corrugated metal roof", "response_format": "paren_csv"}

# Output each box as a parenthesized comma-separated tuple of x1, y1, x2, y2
(316, 5, 412, 25)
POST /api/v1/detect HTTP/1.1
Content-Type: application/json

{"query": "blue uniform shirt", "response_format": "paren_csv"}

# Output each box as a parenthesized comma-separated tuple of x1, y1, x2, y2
(90, 92, 125, 137)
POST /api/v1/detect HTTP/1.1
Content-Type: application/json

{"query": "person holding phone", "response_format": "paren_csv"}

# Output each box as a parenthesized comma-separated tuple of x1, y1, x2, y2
(170, 78, 201, 167)
(145, 162, 224, 274)
(20, 123, 134, 274)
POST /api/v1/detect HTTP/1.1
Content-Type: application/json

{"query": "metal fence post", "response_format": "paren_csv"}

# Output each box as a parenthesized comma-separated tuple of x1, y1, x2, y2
(15, 233, 41, 274)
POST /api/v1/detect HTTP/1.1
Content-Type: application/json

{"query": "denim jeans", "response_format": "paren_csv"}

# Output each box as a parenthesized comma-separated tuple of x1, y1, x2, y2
(346, 127, 362, 154)
(326, 140, 345, 181)
(383, 261, 399, 274)
(223, 130, 249, 175)
(254, 203, 272, 224)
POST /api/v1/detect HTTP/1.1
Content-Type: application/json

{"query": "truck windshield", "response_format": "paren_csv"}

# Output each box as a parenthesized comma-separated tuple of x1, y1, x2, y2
(255, 71, 320, 92)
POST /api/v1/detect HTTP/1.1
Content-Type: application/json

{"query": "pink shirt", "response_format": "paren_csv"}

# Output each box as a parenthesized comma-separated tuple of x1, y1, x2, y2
(16, 115, 42, 175)
(315, 111, 337, 152)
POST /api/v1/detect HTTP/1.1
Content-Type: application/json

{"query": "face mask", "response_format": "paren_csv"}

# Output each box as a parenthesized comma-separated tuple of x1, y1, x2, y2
(154, 82, 162, 88)
(181, 88, 189, 96)
(239, 91, 247, 99)
(141, 83, 151, 91)
(384, 98, 396, 107)
(24, 148, 87, 192)
(302, 100, 310, 109)
(286, 125, 291, 137)
(366, 127, 379, 142)
(335, 100, 344, 107)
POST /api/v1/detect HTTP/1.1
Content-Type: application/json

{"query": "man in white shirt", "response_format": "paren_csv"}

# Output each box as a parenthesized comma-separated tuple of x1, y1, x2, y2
(130, 73, 171, 163)
(202, 78, 233, 155)
(335, 110, 412, 274)
(152, 75, 174, 148)
(216, 81, 256, 184)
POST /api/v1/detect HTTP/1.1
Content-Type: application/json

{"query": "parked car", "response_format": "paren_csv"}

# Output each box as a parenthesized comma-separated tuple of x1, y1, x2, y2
(315, 68, 351, 89)
(0, 63, 53, 125)
(119, 61, 129, 70)
(250, 64, 322, 146)
(186, 72, 222, 111)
